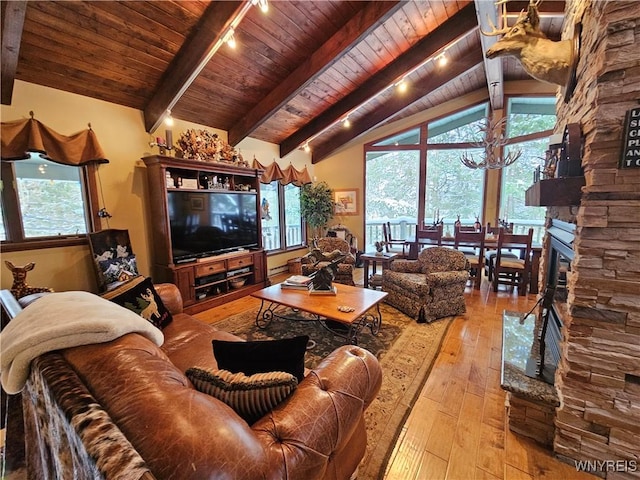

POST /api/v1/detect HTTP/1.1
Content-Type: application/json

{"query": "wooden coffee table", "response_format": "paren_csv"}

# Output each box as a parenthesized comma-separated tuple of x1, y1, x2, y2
(251, 283, 388, 345)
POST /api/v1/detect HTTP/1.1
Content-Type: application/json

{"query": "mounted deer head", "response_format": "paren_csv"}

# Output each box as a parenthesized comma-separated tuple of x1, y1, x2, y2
(483, 0, 574, 86)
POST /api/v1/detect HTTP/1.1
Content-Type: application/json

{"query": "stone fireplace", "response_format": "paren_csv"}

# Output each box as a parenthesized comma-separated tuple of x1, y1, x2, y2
(544, 0, 640, 476)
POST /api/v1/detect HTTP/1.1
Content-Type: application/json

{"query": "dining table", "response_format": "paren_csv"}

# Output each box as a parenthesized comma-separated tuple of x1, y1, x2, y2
(405, 235, 542, 294)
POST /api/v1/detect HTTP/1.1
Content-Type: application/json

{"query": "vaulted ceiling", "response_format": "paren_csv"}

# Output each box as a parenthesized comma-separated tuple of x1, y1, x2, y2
(1, 0, 566, 163)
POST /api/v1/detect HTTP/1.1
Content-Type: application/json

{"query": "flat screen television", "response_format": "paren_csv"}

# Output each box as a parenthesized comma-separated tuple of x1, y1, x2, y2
(167, 190, 259, 262)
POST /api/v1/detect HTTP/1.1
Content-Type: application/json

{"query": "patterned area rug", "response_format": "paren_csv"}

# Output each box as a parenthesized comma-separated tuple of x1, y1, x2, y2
(214, 302, 452, 480)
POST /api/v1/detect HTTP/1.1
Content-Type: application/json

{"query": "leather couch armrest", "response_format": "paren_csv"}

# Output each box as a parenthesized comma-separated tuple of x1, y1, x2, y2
(153, 283, 183, 315)
(252, 345, 382, 479)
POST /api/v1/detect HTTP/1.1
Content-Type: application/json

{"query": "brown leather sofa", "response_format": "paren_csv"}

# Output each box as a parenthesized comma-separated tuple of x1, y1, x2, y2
(20, 283, 383, 479)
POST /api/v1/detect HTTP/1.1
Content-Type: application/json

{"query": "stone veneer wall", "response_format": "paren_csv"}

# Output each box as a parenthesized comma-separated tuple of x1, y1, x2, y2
(551, 1, 640, 476)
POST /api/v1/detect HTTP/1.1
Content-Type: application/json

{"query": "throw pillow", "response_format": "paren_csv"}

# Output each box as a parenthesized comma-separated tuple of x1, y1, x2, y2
(97, 255, 139, 291)
(101, 276, 172, 329)
(186, 367, 298, 424)
(212, 335, 309, 383)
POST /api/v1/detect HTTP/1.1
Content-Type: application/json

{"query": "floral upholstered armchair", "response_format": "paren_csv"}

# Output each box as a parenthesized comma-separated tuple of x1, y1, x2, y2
(301, 237, 356, 286)
(382, 246, 469, 323)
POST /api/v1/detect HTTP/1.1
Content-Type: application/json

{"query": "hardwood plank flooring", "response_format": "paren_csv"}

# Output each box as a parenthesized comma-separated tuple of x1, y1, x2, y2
(195, 267, 597, 480)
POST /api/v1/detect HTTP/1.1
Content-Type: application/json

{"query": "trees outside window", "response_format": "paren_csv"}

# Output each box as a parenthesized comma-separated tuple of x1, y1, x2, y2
(501, 98, 556, 238)
(365, 150, 419, 246)
(425, 104, 487, 230)
(1, 154, 95, 248)
(260, 181, 305, 252)
(424, 148, 484, 230)
(365, 98, 556, 243)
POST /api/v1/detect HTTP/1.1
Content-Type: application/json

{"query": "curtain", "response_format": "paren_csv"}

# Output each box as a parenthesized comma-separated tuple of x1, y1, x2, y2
(1, 115, 109, 166)
(252, 158, 311, 186)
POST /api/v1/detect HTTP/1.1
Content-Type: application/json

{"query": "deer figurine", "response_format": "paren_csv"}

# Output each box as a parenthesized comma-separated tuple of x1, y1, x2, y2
(5, 261, 54, 299)
(483, 0, 575, 86)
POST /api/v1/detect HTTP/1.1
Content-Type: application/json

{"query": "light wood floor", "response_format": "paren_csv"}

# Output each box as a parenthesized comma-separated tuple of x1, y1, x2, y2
(195, 268, 596, 480)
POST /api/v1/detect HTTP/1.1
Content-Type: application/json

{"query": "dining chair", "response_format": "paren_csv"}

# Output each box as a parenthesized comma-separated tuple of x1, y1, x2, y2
(492, 228, 534, 296)
(406, 224, 442, 260)
(382, 222, 407, 257)
(454, 228, 485, 289)
(416, 224, 443, 245)
(484, 224, 518, 281)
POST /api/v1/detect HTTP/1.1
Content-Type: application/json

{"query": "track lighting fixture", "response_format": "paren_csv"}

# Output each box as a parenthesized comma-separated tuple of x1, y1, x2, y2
(226, 28, 237, 49)
(164, 110, 174, 127)
(437, 52, 448, 67)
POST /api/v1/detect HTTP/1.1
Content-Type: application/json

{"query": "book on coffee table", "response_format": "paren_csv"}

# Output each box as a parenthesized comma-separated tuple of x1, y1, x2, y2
(281, 275, 314, 290)
(281, 281, 312, 290)
(285, 275, 313, 285)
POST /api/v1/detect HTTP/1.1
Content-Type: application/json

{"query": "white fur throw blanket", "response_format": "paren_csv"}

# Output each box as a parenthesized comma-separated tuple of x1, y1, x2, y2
(0, 291, 164, 394)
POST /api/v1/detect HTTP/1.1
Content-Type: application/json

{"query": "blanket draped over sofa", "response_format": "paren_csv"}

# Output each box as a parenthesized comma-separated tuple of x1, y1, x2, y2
(0, 291, 163, 394)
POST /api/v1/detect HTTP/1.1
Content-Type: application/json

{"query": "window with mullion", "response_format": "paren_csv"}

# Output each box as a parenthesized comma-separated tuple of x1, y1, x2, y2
(1, 154, 98, 249)
(260, 181, 305, 252)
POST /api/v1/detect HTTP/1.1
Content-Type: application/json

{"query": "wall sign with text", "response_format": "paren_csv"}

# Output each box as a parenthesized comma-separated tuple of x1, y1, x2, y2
(621, 107, 640, 168)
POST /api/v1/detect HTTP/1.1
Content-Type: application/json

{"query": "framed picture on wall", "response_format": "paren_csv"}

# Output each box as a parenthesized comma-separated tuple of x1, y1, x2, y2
(334, 189, 358, 216)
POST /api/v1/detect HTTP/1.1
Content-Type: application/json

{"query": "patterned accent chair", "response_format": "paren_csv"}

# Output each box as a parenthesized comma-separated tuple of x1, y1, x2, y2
(382, 246, 469, 323)
(300, 237, 356, 286)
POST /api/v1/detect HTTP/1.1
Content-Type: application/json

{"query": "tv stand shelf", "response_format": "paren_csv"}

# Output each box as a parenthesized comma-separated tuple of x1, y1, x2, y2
(142, 155, 269, 314)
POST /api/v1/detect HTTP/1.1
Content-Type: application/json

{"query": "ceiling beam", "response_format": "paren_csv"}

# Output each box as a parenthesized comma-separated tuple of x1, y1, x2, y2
(1, 1, 27, 105)
(227, 1, 403, 147)
(310, 49, 484, 163)
(475, 0, 504, 111)
(143, 1, 245, 133)
(279, 3, 479, 159)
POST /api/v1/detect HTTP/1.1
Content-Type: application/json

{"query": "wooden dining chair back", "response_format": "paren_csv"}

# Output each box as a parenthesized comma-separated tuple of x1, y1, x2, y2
(382, 222, 407, 257)
(492, 228, 534, 296)
(416, 224, 443, 245)
(454, 228, 485, 289)
(484, 225, 519, 281)
(406, 224, 442, 260)
(485, 224, 502, 235)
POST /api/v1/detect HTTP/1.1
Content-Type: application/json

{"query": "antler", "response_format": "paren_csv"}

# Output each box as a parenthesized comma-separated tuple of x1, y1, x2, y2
(459, 117, 522, 170)
(481, 0, 511, 36)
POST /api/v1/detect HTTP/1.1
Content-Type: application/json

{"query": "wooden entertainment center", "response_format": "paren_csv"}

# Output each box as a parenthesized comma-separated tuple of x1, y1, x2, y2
(142, 155, 268, 314)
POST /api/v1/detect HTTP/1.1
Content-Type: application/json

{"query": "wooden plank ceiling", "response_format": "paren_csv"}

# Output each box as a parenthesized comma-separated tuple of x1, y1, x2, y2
(2, 0, 565, 163)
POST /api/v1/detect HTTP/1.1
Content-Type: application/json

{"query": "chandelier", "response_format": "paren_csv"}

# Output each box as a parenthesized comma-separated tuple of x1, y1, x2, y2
(460, 117, 522, 170)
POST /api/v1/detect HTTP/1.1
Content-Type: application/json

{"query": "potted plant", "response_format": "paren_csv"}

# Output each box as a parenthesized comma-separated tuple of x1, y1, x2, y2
(300, 181, 335, 240)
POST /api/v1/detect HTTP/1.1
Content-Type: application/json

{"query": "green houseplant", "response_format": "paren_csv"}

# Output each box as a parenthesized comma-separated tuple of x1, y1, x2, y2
(300, 181, 335, 240)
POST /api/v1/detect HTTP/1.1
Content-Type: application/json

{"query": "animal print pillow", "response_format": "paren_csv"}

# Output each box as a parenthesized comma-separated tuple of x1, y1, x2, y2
(101, 276, 172, 329)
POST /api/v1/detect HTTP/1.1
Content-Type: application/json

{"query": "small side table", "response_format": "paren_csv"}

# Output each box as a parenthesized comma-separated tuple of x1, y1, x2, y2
(361, 252, 398, 289)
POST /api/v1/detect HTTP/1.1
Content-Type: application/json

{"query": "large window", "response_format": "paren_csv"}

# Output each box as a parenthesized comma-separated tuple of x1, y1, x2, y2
(424, 148, 484, 229)
(1, 154, 96, 247)
(425, 104, 487, 231)
(364, 98, 556, 244)
(260, 181, 305, 252)
(365, 149, 419, 246)
(501, 97, 556, 241)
